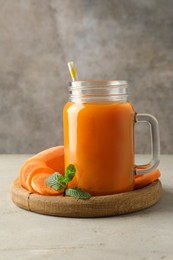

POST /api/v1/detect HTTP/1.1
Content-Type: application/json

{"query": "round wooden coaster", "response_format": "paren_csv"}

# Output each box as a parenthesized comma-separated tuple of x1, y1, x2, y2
(10, 178, 162, 218)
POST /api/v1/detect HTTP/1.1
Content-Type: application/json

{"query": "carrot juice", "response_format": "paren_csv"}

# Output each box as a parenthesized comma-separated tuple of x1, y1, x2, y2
(64, 100, 135, 195)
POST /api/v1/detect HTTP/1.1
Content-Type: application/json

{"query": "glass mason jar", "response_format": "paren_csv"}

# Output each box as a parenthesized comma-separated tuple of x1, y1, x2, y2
(63, 81, 160, 196)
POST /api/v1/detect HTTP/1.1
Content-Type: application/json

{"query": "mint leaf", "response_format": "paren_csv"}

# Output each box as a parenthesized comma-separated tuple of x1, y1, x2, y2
(65, 187, 92, 200)
(65, 164, 76, 182)
(46, 172, 67, 190)
(46, 165, 91, 199)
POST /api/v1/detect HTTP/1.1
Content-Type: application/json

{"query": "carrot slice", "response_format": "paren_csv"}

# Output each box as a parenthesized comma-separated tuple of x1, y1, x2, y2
(30, 146, 65, 174)
(26, 166, 55, 193)
(31, 173, 64, 195)
(134, 174, 144, 179)
(19, 159, 47, 190)
(134, 169, 161, 189)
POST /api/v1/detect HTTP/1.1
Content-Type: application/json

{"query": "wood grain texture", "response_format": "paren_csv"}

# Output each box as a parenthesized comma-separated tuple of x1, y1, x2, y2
(10, 178, 162, 218)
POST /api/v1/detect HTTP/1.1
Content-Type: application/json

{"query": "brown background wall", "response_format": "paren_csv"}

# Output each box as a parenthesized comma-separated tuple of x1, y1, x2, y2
(0, 0, 173, 154)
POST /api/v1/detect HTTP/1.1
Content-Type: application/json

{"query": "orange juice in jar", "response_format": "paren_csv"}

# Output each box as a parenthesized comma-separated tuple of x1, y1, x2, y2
(63, 81, 160, 196)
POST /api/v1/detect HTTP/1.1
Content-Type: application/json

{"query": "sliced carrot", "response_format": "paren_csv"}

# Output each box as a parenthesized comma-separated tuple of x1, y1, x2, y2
(31, 173, 64, 195)
(26, 166, 55, 193)
(19, 159, 47, 190)
(30, 146, 65, 174)
(134, 169, 161, 189)
(134, 174, 144, 179)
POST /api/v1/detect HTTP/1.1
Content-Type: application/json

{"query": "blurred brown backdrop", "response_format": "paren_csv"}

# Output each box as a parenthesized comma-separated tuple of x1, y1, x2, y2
(0, 0, 173, 154)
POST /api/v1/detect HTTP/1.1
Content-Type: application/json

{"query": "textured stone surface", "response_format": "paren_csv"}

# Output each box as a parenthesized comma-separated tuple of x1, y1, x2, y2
(0, 0, 173, 153)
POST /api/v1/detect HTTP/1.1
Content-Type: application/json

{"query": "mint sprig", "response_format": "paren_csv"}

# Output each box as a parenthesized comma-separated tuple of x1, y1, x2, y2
(65, 164, 76, 182)
(46, 164, 92, 200)
(46, 172, 66, 190)
(65, 187, 92, 200)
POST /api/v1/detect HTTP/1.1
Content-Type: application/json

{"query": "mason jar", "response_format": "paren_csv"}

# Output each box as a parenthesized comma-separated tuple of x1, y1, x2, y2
(63, 81, 160, 196)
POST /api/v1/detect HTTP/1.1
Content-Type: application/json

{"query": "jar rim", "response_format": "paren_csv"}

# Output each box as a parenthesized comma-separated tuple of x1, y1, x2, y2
(69, 80, 128, 87)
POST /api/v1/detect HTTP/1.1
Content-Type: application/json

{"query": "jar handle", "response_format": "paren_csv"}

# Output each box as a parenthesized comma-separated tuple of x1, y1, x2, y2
(135, 113, 160, 174)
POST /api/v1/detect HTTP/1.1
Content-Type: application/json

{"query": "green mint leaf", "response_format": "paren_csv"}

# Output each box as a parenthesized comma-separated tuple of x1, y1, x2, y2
(46, 172, 67, 190)
(65, 164, 76, 182)
(65, 187, 92, 200)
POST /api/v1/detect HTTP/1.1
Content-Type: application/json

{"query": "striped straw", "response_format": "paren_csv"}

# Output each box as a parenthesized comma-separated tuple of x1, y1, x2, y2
(67, 61, 78, 81)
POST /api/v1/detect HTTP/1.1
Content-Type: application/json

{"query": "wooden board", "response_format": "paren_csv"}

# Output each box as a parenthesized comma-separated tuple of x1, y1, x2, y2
(10, 178, 162, 218)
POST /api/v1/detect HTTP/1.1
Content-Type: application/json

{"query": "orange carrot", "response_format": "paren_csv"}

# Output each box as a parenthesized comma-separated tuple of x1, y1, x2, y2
(26, 166, 55, 193)
(134, 169, 161, 189)
(31, 173, 64, 195)
(134, 173, 144, 179)
(30, 146, 64, 174)
(19, 159, 47, 190)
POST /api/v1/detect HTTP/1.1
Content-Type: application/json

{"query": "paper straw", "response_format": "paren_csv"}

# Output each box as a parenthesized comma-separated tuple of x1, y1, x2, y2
(67, 61, 78, 81)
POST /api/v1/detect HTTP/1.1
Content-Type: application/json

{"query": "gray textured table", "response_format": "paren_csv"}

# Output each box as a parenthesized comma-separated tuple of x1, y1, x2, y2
(0, 155, 173, 260)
